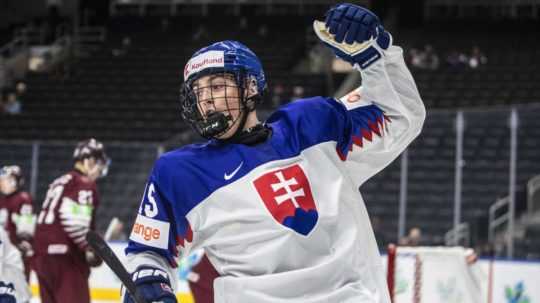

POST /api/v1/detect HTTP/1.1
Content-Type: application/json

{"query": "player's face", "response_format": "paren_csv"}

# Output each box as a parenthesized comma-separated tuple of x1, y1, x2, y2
(0, 175, 16, 195)
(84, 158, 108, 181)
(192, 74, 244, 139)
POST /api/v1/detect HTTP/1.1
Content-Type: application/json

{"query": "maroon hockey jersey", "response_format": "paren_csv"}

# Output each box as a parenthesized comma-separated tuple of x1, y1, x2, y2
(0, 190, 33, 246)
(34, 170, 100, 269)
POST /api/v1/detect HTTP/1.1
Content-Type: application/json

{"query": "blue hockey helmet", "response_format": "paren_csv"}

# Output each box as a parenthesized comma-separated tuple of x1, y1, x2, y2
(180, 41, 267, 139)
(182, 40, 266, 94)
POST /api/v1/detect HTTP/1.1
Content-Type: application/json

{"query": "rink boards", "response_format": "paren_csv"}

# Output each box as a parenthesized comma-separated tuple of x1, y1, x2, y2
(28, 242, 540, 303)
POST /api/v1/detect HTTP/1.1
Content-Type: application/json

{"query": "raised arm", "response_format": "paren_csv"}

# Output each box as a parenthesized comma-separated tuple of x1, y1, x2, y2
(315, 3, 425, 186)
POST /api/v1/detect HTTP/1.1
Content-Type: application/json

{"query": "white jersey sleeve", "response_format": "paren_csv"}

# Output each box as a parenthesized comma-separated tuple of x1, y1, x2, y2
(337, 45, 426, 187)
(0, 227, 31, 302)
(125, 163, 194, 292)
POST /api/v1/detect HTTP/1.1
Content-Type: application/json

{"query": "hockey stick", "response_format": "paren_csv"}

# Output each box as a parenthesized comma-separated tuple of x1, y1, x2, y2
(86, 230, 148, 303)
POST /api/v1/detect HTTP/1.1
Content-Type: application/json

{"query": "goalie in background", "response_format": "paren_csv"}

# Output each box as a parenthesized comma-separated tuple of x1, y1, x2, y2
(123, 3, 425, 303)
(32, 138, 110, 303)
(0, 165, 35, 281)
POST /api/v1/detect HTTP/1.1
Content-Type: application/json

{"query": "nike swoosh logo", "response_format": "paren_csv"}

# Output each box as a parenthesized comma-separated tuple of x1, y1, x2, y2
(224, 162, 243, 180)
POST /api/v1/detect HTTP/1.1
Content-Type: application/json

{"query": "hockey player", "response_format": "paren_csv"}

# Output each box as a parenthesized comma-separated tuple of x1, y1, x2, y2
(0, 226, 31, 303)
(0, 165, 34, 280)
(182, 251, 219, 303)
(33, 138, 110, 303)
(123, 3, 425, 303)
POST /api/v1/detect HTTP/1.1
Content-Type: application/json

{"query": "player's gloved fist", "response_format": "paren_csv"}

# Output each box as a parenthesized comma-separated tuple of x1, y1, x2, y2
(0, 281, 16, 303)
(122, 266, 177, 303)
(85, 248, 103, 267)
(314, 3, 392, 69)
(325, 3, 380, 43)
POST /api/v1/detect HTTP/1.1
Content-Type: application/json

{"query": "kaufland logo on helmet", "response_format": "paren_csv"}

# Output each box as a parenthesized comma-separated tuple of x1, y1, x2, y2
(184, 50, 225, 80)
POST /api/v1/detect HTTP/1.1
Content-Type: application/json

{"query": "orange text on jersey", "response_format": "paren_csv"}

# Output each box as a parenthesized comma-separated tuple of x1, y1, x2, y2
(132, 222, 161, 241)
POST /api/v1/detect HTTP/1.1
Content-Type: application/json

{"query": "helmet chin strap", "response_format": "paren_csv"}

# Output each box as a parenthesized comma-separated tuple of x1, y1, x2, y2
(199, 111, 233, 138)
(219, 95, 266, 144)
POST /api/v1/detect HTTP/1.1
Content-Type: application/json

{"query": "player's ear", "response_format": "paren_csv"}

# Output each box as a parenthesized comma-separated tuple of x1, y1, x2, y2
(245, 77, 258, 98)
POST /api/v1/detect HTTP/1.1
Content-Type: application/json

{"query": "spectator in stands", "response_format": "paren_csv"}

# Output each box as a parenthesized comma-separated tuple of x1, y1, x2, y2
(407, 45, 439, 70)
(446, 49, 468, 70)
(15, 81, 27, 96)
(112, 36, 132, 57)
(399, 227, 423, 246)
(4, 92, 21, 115)
(423, 45, 439, 70)
(468, 46, 487, 69)
(407, 227, 422, 246)
(291, 85, 305, 101)
(271, 83, 285, 108)
(15, 81, 27, 104)
(407, 48, 425, 69)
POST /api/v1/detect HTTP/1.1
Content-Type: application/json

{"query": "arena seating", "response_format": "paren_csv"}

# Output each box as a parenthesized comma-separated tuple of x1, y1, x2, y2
(365, 106, 540, 251)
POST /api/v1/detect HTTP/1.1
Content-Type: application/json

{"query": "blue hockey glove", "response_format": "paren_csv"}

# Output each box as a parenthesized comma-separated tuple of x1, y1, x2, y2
(0, 282, 16, 303)
(122, 266, 177, 303)
(314, 3, 392, 69)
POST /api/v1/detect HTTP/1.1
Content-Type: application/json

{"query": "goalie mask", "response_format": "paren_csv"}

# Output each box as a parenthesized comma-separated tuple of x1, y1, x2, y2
(0, 165, 24, 195)
(180, 40, 266, 140)
(73, 138, 111, 178)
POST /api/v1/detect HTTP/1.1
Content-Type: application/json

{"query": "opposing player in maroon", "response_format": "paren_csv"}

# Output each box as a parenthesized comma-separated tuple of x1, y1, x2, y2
(0, 165, 35, 280)
(188, 254, 220, 303)
(33, 138, 110, 303)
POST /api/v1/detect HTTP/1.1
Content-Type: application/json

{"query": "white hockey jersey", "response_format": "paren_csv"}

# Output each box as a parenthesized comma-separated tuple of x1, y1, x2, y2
(126, 45, 425, 303)
(0, 227, 31, 302)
